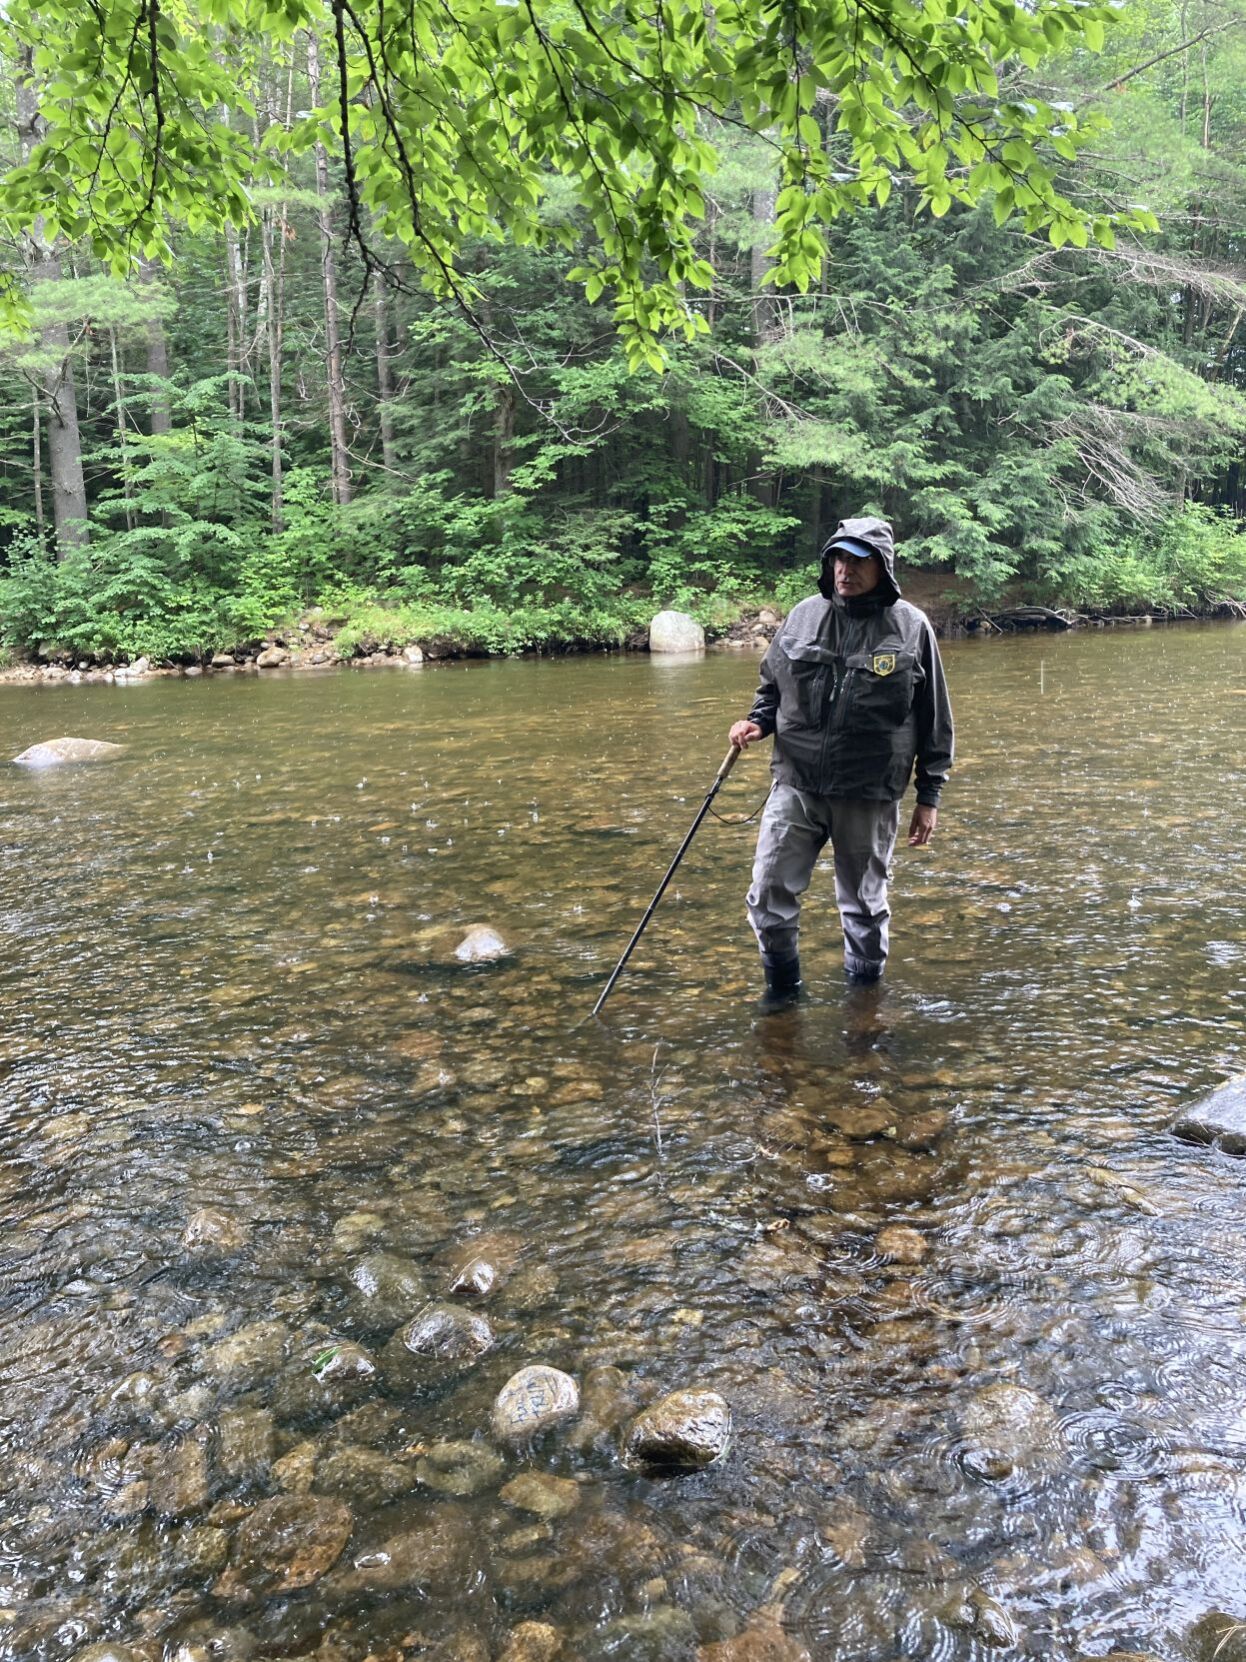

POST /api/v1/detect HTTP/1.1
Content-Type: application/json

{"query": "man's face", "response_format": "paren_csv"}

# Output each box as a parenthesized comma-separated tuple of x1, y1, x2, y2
(833, 550, 883, 598)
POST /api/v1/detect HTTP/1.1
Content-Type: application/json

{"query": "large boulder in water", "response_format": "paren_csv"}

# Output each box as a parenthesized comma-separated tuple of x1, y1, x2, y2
(648, 610, 705, 653)
(1170, 1076, 1246, 1154)
(13, 736, 124, 767)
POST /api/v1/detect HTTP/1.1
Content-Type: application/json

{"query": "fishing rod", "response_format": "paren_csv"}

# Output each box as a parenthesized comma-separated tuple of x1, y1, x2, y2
(591, 742, 743, 1019)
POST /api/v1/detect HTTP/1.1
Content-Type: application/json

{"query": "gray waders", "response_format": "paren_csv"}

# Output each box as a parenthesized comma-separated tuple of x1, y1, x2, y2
(746, 783, 900, 985)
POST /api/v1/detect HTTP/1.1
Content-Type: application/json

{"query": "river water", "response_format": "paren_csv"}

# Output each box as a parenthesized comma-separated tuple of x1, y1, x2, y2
(0, 624, 1244, 1662)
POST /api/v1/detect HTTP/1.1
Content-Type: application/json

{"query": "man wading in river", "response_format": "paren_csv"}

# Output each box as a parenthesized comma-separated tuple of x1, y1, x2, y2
(729, 516, 953, 1002)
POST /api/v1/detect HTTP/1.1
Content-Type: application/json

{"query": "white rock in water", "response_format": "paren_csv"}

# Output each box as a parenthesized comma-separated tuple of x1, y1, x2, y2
(12, 737, 125, 767)
(455, 926, 510, 963)
(403, 644, 425, 664)
(491, 1365, 580, 1442)
(648, 610, 705, 653)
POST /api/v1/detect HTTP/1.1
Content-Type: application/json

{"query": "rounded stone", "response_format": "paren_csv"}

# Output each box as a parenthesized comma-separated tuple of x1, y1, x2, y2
(13, 736, 125, 766)
(455, 926, 510, 963)
(491, 1366, 580, 1443)
(415, 1439, 505, 1497)
(384, 1303, 494, 1385)
(498, 1623, 563, 1662)
(182, 1208, 248, 1255)
(875, 1224, 928, 1265)
(348, 1252, 428, 1330)
(648, 610, 705, 653)
(310, 1340, 377, 1385)
(622, 1389, 733, 1474)
(224, 1495, 352, 1593)
(499, 1471, 581, 1519)
(700, 1625, 813, 1662)
(960, 1383, 1062, 1475)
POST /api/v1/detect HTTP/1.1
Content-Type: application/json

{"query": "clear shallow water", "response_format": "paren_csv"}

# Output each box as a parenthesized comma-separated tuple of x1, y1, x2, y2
(0, 625, 1244, 1662)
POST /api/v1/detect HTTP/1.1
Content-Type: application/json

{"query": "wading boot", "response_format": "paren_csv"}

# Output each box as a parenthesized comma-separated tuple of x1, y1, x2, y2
(761, 953, 803, 1008)
(844, 959, 884, 987)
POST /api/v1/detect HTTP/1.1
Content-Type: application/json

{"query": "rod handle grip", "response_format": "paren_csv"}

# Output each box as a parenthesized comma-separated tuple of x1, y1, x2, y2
(715, 742, 743, 783)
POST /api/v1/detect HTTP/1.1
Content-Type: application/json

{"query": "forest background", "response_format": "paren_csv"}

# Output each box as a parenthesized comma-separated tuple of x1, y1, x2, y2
(4, 0, 1246, 665)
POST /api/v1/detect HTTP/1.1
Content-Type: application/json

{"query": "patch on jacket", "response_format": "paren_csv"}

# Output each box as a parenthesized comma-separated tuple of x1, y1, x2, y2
(872, 652, 897, 676)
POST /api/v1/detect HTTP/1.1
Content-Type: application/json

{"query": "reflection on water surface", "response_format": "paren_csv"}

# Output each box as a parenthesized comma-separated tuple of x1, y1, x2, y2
(0, 624, 1244, 1662)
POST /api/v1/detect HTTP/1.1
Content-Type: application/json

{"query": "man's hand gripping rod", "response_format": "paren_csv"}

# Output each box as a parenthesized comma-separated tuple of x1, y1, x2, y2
(591, 743, 742, 1019)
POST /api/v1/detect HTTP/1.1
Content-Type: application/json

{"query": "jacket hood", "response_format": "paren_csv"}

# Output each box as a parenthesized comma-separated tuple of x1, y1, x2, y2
(818, 516, 900, 605)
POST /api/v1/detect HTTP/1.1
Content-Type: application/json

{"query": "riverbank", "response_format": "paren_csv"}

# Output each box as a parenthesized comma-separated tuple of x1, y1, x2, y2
(1, 578, 1241, 687)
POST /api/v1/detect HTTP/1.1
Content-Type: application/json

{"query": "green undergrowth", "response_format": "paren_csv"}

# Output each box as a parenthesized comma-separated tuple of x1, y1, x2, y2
(0, 500, 1243, 665)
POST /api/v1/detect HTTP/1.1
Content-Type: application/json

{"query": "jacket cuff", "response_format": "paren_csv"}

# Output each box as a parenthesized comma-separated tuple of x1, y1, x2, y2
(916, 788, 941, 808)
(748, 710, 776, 738)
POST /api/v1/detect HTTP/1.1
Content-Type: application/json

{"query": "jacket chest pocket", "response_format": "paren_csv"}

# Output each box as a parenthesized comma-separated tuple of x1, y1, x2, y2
(777, 638, 837, 721)
(845, 649, 916, 727)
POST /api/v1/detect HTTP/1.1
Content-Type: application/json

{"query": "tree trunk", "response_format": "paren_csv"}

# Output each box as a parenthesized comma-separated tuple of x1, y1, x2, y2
(751, 183, 780, 346)
(257, 56, 294, 532)
(492, 381, 515, 498)
(15, 60, 88, 552)
(306, 29, 352, 507)
(224, 225, 247, 425)
(140, 258, 172, 435)
(260, 204, 285, 531)
(31, 386, 44, 541)
(374, 280, 397, 475)
(109, 326, 135, 532)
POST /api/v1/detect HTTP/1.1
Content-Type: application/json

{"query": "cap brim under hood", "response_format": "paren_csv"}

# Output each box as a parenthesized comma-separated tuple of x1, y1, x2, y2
(819, 515, 901, 605)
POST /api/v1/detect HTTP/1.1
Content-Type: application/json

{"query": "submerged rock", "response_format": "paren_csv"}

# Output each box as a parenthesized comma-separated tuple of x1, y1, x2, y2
(219, 1495, 352, 1595)
(13, 736, 125, 766)
(648, 611, 705, 653)
(499, 1471, 581, 1519)
(150, 1434, 210, 1518)
(314, 1444, 411, 1502)
(623, 1390, 732, 1474)
(169, 1525, 231, 1583)
(446, 1231, 522, 1300)
(567, 1366, 644, 1455)
(874, 1224, 928, 1265)
(700, 1624, 813, 1662)
(329, 1512, 478, 1595)
(580, 1606, 697, 1659)
(416, 1439, 505, 1497)
(960, 1383, 1062, 1477)
(182, 1208, 248, 1256)
(455, 925, 511, 963)
(348, 1251, 428, 1330)
(216, 1409, 275, 1485)
(1171, 1076, 1246, 1154)
(382, 1303, 494, 1387)
(200, 1321, 289, 1390)
(1188, 1613, 1246, 1662)
(270, 1340, 378, 1423)
(492, 1366, 580, 1443)
(498, 1624, 563, 1662)
(942, 1589, 1019, 1650)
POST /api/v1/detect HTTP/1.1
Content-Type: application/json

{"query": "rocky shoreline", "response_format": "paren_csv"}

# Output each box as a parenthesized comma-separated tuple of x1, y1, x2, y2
(0, 597, 1237, 689)
(0, 607, 787, 689)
